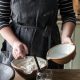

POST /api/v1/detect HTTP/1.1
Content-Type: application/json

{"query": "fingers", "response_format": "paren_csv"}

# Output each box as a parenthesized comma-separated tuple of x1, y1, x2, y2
(62, 39, 73, 44)
(12, 48, 20, 59)
(12, 49, 26, 59)
(61, 36, 74, 44)
(12, 42, 28, 59)
(23, 44, 28, 54)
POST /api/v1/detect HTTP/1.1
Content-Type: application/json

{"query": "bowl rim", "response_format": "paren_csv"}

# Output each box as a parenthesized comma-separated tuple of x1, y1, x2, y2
(11, 56, 48, 72)
(0, 63, 15, 80)
(47, 43, 76, 60)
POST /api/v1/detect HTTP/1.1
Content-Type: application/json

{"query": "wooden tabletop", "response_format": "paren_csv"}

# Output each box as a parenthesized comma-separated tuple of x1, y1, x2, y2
(14, 69, 80, 80)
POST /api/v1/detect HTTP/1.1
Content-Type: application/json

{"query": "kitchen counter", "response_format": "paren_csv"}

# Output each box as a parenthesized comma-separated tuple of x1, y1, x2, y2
(14, 69, 80, 80)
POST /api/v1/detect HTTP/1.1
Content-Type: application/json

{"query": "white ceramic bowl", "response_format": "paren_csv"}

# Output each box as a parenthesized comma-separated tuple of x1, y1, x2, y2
(0, 63, 15, 80)
(47, 44, 76, 64)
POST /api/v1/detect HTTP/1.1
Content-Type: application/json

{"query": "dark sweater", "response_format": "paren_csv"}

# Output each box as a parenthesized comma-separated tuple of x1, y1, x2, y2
(0, 0, 76, 29)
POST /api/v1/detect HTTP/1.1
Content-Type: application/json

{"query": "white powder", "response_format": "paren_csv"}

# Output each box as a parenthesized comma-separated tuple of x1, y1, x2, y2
(19, 57, 47, 74)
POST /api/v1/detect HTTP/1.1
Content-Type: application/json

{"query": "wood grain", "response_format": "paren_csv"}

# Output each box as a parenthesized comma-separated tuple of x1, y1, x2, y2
(14, 69, 80, 80)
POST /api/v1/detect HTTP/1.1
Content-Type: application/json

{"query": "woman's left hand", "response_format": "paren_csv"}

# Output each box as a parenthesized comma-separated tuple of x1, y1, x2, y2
(61, 36, 73, 44)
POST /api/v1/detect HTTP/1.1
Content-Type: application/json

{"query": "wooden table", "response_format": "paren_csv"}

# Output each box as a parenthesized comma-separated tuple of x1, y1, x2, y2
(14, 69, 80, 80)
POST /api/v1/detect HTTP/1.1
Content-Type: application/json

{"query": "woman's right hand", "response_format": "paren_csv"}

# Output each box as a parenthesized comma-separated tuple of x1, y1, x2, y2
(12, 41, 28, 59)
(0, 26, 28, 59)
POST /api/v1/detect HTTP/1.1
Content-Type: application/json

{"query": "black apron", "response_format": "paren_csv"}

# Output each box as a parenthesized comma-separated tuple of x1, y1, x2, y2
(1, 0, 63, 69)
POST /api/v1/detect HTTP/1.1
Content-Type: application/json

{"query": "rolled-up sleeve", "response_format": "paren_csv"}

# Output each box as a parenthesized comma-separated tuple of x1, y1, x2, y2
(0, 0, 11, 29)
(59, 0, 76, 25)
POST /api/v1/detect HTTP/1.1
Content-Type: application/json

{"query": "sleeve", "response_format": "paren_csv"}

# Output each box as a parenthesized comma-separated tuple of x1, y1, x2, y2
(59, 0, 76, 25)
(0, 0, 11, 29)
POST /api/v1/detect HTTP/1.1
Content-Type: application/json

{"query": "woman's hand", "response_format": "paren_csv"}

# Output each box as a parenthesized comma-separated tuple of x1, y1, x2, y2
(61, 22, 75, 44)
(0, 26, 28, 59)
(12, 41, 28, 59)
(61, 36, 73, 44)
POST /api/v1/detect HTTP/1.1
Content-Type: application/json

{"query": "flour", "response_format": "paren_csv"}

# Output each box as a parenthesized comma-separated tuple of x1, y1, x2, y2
(19, 57, 47, 74)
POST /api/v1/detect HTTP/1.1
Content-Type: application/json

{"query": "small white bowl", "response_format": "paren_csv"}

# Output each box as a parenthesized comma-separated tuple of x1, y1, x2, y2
(0, 63, 15, 80)
(47, 44, 76, 64)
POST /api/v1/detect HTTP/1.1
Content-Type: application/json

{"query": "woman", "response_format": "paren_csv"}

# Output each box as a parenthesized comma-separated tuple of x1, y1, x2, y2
(0, 0, 76, 69)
